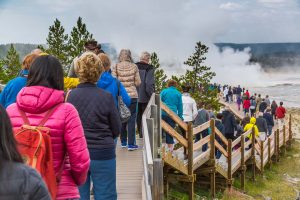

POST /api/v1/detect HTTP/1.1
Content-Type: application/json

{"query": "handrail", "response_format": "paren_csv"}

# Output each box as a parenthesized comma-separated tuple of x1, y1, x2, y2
(215, 128, 229, 146)
(160, 101, 188, 131)
(232, 136, 241, 147)
(193, 121, 210, 135)
(193, 134, 210, 151)
(158, 94, 293, 199)
(242, 129, 252, 138)
(215, 140, 228, 158)
(161, 120, 188, 147)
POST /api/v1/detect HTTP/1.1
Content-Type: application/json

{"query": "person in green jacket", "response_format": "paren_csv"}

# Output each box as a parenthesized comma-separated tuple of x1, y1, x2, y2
(161, 80, 183, 152)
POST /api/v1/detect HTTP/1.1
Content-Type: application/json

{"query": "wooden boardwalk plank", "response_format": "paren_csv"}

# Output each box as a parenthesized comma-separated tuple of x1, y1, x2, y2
(116, 138, 143, 200)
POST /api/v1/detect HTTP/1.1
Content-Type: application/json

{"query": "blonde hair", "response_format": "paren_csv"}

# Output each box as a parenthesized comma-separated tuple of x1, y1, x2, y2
(118, 49, 132, 62)
(22, 53, 39, 70)
(98, 53, 111, 71)
(75, 52, 104, 83)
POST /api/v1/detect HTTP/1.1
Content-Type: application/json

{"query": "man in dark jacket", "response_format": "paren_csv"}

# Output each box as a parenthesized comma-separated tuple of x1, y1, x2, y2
(136, 51, 155, 138)
(194, 105, 210, 151)
(256, 112, 268, 134)
(222, 106, 236, 140)
(263, 108, 274, 136)
(259, 99, 268, 112)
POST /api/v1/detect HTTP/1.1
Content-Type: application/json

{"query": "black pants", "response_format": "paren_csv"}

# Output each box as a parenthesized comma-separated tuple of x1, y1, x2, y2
(137, 102, 148, 138)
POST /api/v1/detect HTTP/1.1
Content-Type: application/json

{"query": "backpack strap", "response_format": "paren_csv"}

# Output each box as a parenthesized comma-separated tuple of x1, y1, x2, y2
(39, 104, 61, 127)
(19, 109, 30, 125)
(65, 90, 72, 103)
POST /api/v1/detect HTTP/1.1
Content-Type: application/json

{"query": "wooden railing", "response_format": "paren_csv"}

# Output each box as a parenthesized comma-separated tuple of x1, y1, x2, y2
(142, 94, 163, 200)
(160, 100, 293, 199)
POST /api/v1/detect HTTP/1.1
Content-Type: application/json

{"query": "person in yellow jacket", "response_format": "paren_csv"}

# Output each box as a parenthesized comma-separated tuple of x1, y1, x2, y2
(243, 117, 259, 139)
(64, 77, 79, 90)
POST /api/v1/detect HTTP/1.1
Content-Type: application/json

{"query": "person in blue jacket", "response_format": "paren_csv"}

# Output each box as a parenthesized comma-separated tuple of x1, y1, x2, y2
(161, 79, 183, 152)
(97, 53, 131, 108)
(0, 53, 38, 108)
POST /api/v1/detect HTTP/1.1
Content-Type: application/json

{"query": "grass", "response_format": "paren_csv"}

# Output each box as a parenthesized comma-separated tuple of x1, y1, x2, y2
(168, 141, 300, 200)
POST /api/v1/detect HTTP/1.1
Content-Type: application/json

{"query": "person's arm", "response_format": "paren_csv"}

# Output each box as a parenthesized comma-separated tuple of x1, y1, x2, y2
(177, 93, 183, 120)
(68, 60, 77, 78)
(64, 104, 90, 185)
(145, 68, 155, 97)
(232, 115, 237, 129)
(255, 126, 259, 137)
(0, 85, 7, 107)
(108, 94, 122, 139)
(270, 115, 274, 126)
(134, 66, 141, 87)
(264, 120, 268, 133)
(112, 65, 117, 78)
(192, 99, 198, 120)
(120, 81, 131, 107)
(28, 168, 51, 200)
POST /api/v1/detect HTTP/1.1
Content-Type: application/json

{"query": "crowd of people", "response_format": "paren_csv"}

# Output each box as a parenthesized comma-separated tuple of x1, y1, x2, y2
(160, 83, 287, 160)
(0, 40, 289, 199)
(222, 85, 286, 140)
(0, 41, 155, 200)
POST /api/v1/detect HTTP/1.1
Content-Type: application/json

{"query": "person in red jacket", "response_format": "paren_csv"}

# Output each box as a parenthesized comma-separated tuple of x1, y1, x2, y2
(243, 97, 251, 116)
(276, 101, 286, 128)
(245, 90, 250, 99)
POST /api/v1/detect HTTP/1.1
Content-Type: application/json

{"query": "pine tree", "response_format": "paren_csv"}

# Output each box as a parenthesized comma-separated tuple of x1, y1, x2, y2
(67, 17, 94, 63)
(1, 44, 21, 83)
(150, 52, 167, 93)
(182, 42, 220, 110)
(0, 59, 6, 84)
(45, 19, 69, 67)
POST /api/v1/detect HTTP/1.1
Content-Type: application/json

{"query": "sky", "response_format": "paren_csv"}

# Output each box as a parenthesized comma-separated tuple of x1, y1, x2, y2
(0, 0, 300, 86)
(0, 0, 299, 45)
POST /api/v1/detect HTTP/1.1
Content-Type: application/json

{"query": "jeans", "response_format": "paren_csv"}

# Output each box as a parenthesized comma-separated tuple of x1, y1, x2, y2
(137, 102, 148, 138)
(195, 129, 209, 151)
(79, 159, 117, 200)
(121, 98, 137, 145)
(162, 115, 175, 144)
(267, 125, 273, 136)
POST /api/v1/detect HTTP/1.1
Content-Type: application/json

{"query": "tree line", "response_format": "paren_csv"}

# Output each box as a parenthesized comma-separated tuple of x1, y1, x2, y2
(0, 17, 220, 109)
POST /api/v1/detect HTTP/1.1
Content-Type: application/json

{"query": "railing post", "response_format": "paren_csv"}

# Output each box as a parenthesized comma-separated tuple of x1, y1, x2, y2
(151, 104, 158, 158)
(187, 122, 194, 200)
(227, 139, 232, 190)
(209, 119, 216, 198)
(251, 127, 256, 181)
(147, 118, 155, 156)
(289, 114, 292, 148)
(240, 135, 246, 191)
(155, 94, 162, 155)
(276, 129, 280, 162)
(268, 137, 272, 169)
(260, 140, 264, 175)
(153, 159, 164, 200)
(283, 124, 286, 155)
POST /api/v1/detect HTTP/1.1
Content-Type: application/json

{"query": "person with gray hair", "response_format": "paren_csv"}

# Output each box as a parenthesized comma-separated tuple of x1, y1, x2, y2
(136, 51, 155, 138)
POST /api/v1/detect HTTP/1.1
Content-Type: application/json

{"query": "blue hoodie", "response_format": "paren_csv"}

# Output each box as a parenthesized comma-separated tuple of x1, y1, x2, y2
(0, 70, 28, 108)
(97, 71, 131, 107)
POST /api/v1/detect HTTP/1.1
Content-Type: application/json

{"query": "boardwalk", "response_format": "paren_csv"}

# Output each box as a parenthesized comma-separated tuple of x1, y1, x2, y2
(116, 138, 143, 200)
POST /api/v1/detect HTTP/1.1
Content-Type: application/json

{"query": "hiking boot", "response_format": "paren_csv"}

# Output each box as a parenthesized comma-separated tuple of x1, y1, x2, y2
(128, 145, 138, 151)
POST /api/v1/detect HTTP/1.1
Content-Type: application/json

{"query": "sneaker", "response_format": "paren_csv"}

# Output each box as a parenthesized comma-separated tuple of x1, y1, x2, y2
(121, 142, 127, 148)
(128, 145, 139, 151)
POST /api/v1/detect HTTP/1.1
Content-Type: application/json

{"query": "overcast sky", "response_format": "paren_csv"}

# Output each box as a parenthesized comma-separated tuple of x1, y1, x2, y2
(1, 0, 299, 85)
(0, 0, 299, 45)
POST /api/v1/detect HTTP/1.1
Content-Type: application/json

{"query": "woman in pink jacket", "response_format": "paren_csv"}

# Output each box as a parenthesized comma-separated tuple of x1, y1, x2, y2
(6, 55, 90, 200)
